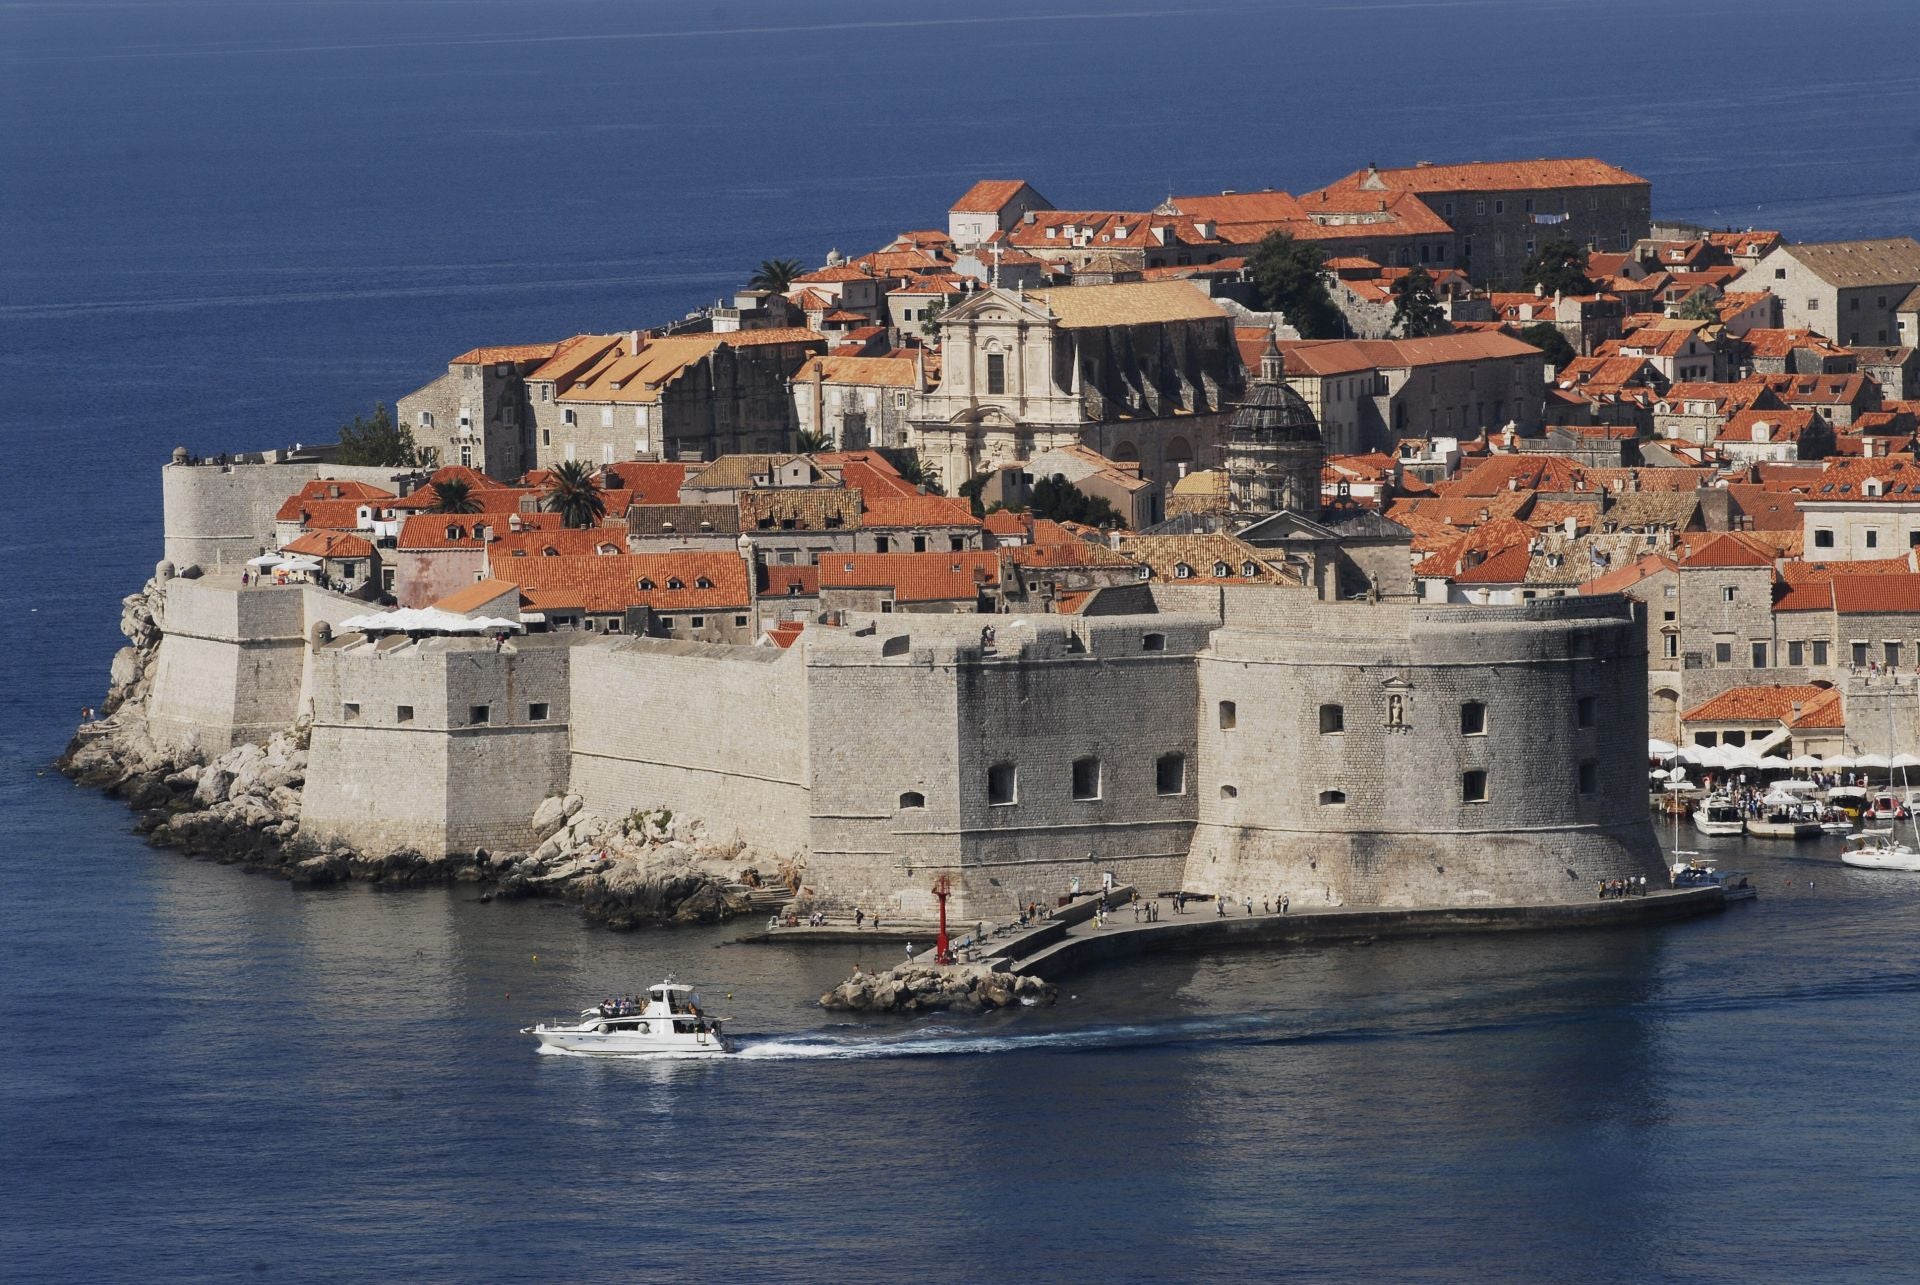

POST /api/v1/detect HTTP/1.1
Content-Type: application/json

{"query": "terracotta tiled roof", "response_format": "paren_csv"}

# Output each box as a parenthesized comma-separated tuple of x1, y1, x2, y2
(1777, 238, 1920, 290)
(1005, 539, 1134, 569)
(1023, 282, 1227, 328)
(1452, 543, 1534, 584)
(795, 355, 923, 389)
(793, 265, 877, 284)
(485, 551, 750, 613)
(861, 494, 981, 529)
(764, 621, 805, 649)
(432, 579, 523, 614)
(286, 479, 397, 503)
(1792, 687, 1846, 729)
(1682, 684, 1829, 724)
(818, 551, 1002, 603)
(1327, 157, 1649, 193)
(757, 564, 820, 596)
(1679, 532, 1776, 568)
(396, 512, 562, 550)
(1281, 332, 1542, 376)
(1446, 454, 1588, 497)
(1579, 552, 1676, 596)
(1798, 457, 1920, 501)
(740, 488, 862, 531)
(951, 179, 1035, 214)
(601, 461, 692, 505)
(1716, 409, 1819, 443)
(1115, 534, 1293, 585)
(281, 530, 374, 559)
(450, 342, 562, 366)
(1832, 573, 1920, 614)
(278, 497, 377, 530)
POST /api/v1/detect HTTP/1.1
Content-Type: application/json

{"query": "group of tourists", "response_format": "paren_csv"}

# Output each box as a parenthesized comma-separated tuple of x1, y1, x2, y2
(596, 995, 645, 1017)
(1598, 876, 1649, 899)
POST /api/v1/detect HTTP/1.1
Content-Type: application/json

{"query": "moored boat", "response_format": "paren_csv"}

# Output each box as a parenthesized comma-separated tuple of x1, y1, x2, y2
(1745, 793, 1820, 839)
(1692, 792, 1746, 836)
(523, 980, 729, 1056)
(1840, 829, 1920, 873)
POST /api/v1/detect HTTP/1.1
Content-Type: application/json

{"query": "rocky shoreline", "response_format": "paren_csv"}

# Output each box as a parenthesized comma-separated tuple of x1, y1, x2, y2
(58, 571, 786, 930)
(819, 962, 1056, 1014)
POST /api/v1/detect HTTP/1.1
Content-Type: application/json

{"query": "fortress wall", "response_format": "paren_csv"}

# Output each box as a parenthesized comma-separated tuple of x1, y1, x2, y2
(146, 578, 373, 753)
(1187, 595, 1661, 907)
(162, 461, 400, 570)
(301, 637, 574, 855)
(567, 640, 811, 853)
(806, 615, 1212, 919)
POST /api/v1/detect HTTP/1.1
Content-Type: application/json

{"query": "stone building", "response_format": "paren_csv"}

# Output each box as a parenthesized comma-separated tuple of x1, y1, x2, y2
(525, 330, 823, 469)
(1731, 238, 1920, 347)
(909, 283, 1240, 494)
(1278, 333, 1548, 452)
(791, 354, 925, 449)
(396, 342, 560, 479)
(1311, 159, 1652, 289)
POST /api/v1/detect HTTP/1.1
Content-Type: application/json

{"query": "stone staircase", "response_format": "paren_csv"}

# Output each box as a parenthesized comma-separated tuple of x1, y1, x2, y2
(728, 882, 794, 912)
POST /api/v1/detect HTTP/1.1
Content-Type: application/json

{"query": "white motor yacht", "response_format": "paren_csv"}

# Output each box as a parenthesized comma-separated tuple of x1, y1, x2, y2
(1671, 860, 1758, 901)
(1840, 829, 1920, 873)
(1692, 793, 1746, 837)
(524, 980, 729, 1056)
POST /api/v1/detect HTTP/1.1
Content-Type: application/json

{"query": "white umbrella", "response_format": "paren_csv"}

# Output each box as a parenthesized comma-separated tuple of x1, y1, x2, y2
(1648, 738, 1678, 757)
(1720, 745, 1763, 769)
(1788, 754, 1824, 769)
(1825, 754, 1857, 770)
(1754, 755, 1791, 772)
(1892, 753, 1920, 769)
(273, 556, 322, 572)
(1855, 753, 1892, 770)
(245, 552, 281, 568)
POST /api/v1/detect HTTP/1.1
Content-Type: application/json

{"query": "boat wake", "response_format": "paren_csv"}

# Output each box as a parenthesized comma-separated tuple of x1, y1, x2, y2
(733, 1013, 1274, 1060)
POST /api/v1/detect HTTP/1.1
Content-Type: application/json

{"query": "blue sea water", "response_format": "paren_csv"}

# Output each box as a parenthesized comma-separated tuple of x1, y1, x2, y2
(6, 0, 1920, 1278)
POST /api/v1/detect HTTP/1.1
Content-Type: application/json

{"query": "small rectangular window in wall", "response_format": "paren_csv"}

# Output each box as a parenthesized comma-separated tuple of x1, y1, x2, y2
(1578, 761, 1598, 794)
(1577, 696, 1596, 728)
(1219, 700, 1237, 730)
(986, 353, 1006, 396)
(1155, 753, 1187, 796)
(1751, 641, 1768, 668)
(987, 763, 1017, 806)
(342, 702, 360, 721)
(1460, 702, 1487, 735)
(469, 705, 491, 726)
(528, 702, 550, 722)
(1715, 642, 1734, 665)
(395, 705, 413, 723)
(1787, 641, 1804, 666)
(1462, 770, 1489, 803)
(1887, 642, 1903, 668)
(1319, 704, 1344, 734)
(1853, 641, 1869, 667)
(1813, 640, 1829, 666)
(1071, 757, 1101, 801)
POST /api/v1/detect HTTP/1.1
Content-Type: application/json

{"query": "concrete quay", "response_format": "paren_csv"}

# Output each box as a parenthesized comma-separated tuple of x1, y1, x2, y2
(1001, 886, 1728, 981)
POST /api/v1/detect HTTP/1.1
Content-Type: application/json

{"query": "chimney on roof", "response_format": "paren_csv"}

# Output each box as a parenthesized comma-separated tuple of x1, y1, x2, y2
(629, 330, 642, 352)
(1508, 476, 1519, 492)
(1023, 209, 1036, 225)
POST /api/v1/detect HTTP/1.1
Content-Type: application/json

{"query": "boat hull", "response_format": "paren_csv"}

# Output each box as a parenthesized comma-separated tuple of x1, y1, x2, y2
(1745, 819, 1819, 839)
(1840, 850, 1920, 872)
(531, 1029, 727, 1056)
(1693, 817, 1745, 836)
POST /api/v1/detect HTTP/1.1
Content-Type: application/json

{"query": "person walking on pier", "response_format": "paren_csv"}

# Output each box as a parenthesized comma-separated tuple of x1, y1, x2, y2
(904, 942, 915, 963)
(1281, 893, 1290, 915)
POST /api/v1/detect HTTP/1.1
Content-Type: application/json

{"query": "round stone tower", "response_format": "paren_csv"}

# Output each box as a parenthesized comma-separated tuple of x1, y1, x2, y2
(1226, 335, 1323, 518)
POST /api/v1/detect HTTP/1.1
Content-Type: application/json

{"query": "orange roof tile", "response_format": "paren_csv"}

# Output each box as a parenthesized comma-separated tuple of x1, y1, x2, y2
(1679, 532, 1776, 568)
(1832, 574, 1920, 614)
(951, 180, 1035, 213)
(485, 551, 750, 613)
(281, 530, 374, 559)
(451, 341, 563, 366)
(1326, 157, 1648, 194)
(861, 494, 982, 528)
(1682, 684, 1829, 724)
(818, 552, 1002, 603)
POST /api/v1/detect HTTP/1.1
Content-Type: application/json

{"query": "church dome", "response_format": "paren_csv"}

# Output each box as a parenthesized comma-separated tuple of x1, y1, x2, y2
(1229, 378, 1320, 442)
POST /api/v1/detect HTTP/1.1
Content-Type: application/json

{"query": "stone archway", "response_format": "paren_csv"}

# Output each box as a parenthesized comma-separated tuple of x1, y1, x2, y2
(1112, 441, 1139, 464)
(1165, 435, 1193, 479)
(1651, 686, 1681, 741)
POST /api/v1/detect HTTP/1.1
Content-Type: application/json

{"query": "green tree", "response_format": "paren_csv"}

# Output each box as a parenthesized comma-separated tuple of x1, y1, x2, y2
(749, 258, 805, 293)
(887, 450, 942, 494)
(334, 405, 422, 468)
(1521, 237, 1594, 297)
(1518, 321, 1576, 371)
(957, 473, 989, 518)
(794, 428, 832, 453)
(920, 298, 946, 339)
(427, 479, 482, 513)
(1390, 267, 1448, 338)
(1249, 232, 1344, 339)
(1675, 291, 1722, 322)
(542, 459, 607, 529)
(1028, 474, 1121, 527)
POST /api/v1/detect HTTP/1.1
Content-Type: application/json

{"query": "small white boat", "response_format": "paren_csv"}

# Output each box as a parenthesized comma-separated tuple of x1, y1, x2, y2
(1820, 815, 1856, 836)
(1693, 793, 1746, 836)
(523, 980, 729, 1056)
(1840, 829, 1920, 873)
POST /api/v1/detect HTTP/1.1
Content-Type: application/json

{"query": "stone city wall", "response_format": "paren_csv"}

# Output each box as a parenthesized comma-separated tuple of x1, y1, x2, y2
(1187, 595, 1662, 907)
(145, 578, 366, 754)
(567, 638, 811, 854)
(163, 461, 400, 569)
(300, 635, 577, 856)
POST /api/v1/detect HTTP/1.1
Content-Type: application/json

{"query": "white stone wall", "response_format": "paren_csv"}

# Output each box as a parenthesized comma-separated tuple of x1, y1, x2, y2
(163, 461, 399, 569)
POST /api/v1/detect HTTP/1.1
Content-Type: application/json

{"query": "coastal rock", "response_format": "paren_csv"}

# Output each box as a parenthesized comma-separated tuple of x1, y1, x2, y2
(819, 963, 1056, 1015)
(108, 646, 142, 693)
(562, 793, 584, 819)
(530, 795, 568, 840)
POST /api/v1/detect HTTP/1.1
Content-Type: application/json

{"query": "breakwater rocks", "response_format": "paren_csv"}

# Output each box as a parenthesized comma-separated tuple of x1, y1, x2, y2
(819, 963, 1057, 1015)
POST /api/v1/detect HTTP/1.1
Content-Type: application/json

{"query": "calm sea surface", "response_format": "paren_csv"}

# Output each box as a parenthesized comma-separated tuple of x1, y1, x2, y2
(6, 1, 1920, 1279)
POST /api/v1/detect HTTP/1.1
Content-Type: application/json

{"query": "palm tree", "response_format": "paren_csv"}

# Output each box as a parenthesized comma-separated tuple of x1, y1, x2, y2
(543, 459, 607, 529)
(891, 452, 942, 494)
(749, 258, 805, 293)
(794, 428, 832, 453)
(427, 478, 482, 514)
